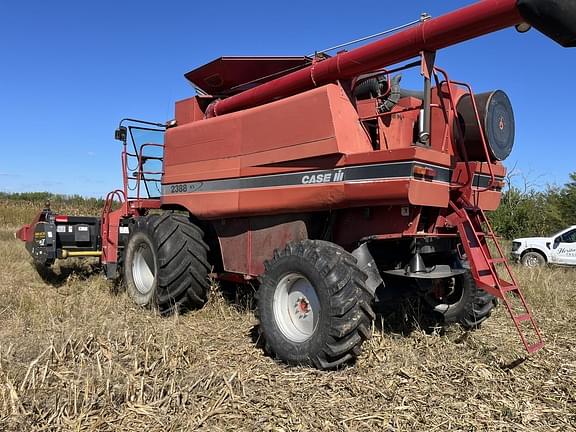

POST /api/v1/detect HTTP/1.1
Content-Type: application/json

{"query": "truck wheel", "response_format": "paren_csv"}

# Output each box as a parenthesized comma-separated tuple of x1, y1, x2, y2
(521, 251, 546, 267)
(256, 240, 375, 369)
(123, 213, 211, 315)
(427, 271, 496, 329)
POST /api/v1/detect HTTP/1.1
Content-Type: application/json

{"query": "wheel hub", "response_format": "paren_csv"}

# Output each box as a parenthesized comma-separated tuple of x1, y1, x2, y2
(430, 278, 456, 301)
(426, 276, 465, 313)
(295, 297, 311, 316)
(273, 273, 320, 343)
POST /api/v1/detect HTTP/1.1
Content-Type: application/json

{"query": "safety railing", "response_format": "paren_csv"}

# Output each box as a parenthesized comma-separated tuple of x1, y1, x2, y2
(116, 120, 166, 202)
(125, 142, 164, 201)
(433, 66, 497, 192)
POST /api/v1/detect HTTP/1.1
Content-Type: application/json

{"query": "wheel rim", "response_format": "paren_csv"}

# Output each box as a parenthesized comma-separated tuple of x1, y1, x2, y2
(132, 243, 156, 295)
(273, 273, 320, 343)
(429, 277, 465, 313)
(524, 255, 540, 267)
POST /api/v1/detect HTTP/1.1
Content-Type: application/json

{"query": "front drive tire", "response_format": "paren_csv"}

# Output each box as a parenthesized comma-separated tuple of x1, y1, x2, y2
(256, 240, 375, 370)
(123, 213, 211, 315)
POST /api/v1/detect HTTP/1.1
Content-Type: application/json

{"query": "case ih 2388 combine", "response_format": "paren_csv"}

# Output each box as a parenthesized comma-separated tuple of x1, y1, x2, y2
(17, 0, 575, 369)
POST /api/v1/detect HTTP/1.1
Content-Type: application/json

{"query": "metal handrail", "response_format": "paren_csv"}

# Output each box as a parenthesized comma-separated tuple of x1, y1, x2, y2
(433, 67, 475, 190)
(135, 143, 164, 200)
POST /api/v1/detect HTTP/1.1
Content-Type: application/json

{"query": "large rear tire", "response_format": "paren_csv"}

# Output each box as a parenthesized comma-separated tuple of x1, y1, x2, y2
(256, 240, 375, 369)
(426, 270, 496, 329)
(123, 212, 210, 315)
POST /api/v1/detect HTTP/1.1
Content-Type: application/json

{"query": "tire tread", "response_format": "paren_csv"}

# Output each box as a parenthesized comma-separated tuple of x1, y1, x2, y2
(257, 240, 375, 370)
(124, 212, 210, 315)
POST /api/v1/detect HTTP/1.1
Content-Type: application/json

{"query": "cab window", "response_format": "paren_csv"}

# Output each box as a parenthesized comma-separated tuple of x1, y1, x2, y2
(559, 229, 576, 243)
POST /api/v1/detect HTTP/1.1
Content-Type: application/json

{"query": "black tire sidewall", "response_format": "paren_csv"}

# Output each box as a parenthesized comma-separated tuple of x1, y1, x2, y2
(258, 255, 333, 364)
(122, 213, 210, 314)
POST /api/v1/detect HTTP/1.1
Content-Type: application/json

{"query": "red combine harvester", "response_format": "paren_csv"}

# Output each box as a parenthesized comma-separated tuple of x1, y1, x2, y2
(17, 0, 575, 368)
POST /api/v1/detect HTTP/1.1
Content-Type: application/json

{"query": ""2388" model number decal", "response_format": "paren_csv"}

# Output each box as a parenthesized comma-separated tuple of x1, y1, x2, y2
(170, 184, 188, 193)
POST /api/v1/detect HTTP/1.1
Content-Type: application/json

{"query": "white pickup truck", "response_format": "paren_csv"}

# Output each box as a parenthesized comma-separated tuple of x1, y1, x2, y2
(511, 225, 576, 267)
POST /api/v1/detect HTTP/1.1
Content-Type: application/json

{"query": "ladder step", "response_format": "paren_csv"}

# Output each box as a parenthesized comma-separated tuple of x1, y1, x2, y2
(473, 231, 498, 240)
(514, 313, 531, 323)
(490, 257, 507, 264)
(501, 284, 519, 293)
(526, 341, 545, 354)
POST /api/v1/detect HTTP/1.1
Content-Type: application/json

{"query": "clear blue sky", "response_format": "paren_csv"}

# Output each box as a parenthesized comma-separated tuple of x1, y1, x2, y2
(0, 1, 574, 196)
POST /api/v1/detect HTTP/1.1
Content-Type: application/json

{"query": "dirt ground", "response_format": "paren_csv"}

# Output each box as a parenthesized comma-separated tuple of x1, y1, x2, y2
(0, 220, 575, 431)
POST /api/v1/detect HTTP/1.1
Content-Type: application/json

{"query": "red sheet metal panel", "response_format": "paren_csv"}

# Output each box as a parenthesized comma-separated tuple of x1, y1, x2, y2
(184, 56, 310, 96)
(163, 84, 372, 184)
(214, 216, 309, 275)
(333, 207, 417, 246)
(451, 161, 506, 210)
(160, 178, 449, 220)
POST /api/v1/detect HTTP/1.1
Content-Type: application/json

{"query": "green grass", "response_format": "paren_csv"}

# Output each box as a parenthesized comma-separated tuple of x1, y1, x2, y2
(0, 192, 104, 228)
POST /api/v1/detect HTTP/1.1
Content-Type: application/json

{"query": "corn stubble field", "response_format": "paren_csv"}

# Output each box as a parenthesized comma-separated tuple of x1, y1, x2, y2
(0, 199, 575, 431)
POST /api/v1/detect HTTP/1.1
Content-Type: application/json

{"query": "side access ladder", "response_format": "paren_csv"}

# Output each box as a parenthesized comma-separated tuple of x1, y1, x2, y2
(447, 199, 544, 354)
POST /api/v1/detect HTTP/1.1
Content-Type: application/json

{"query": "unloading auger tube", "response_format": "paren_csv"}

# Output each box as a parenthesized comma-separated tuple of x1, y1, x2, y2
(207, 0, 576, 117)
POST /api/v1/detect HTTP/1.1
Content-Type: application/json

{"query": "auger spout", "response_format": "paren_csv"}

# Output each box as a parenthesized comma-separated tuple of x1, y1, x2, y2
(209, 0, 575, 117)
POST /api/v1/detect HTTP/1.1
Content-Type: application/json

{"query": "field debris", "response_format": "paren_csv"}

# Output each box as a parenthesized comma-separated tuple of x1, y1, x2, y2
(0, 204, 575, 430)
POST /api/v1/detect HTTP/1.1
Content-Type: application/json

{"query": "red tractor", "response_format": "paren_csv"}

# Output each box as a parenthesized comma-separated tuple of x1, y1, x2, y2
(17, 0, 575, 369)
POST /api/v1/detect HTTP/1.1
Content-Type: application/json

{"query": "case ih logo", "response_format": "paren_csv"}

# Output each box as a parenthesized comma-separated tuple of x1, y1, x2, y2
(301, 170, 344, 184)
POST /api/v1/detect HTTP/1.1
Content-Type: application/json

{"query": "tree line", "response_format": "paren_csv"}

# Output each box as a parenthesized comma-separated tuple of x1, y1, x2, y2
(489, 171, 576, 239)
